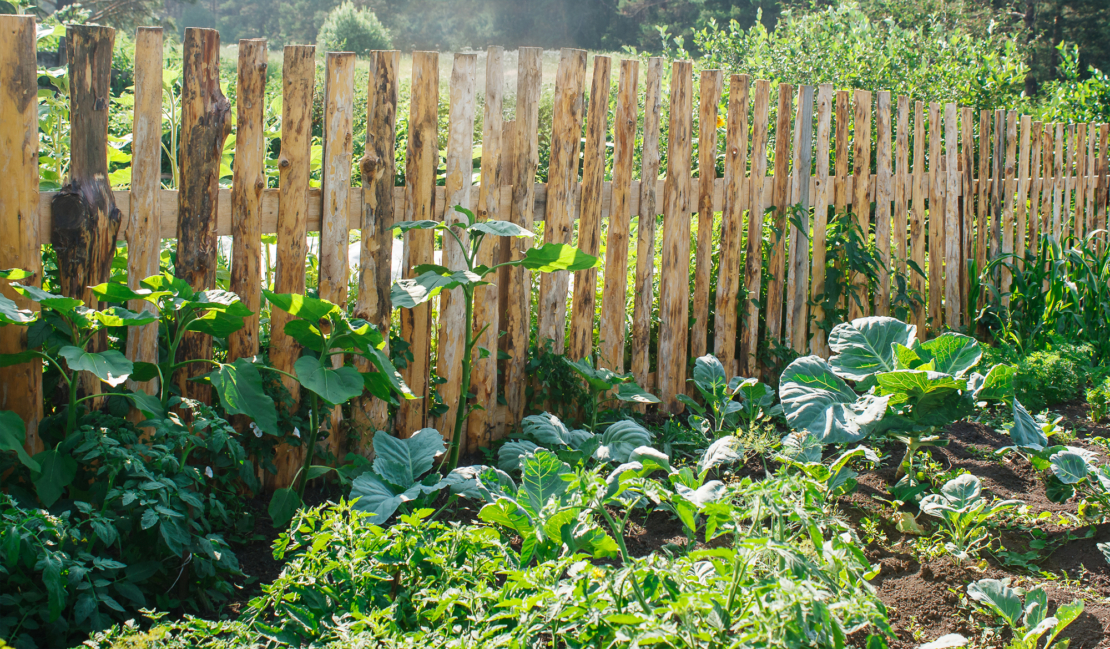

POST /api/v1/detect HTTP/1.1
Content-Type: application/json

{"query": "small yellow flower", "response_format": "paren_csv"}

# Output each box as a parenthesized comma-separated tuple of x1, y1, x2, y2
(590, 567, 605, 580)
(716, 114, 726, 129)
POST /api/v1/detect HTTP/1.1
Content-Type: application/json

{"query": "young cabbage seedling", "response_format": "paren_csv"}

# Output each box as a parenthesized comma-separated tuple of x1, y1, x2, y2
(391, 205, 600, 472)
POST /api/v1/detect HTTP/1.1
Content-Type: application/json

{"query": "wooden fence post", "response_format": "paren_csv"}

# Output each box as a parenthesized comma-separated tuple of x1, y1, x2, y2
(894, 96, 910, 308)
(944, 103, 960, 327)
(0, 15, 42, 452)
(714, 74, 750, 370)
(228, 39, 268, 363)
(352, 49, 399, 445)
(270, 45, 315, 488)
(786, 85, 814, 352)
(435, 53, 477, 445)
(1015, 116, 1032, 268)
(764, 83, 793, 352)
(537, 48, 586, 354)
(874, 91, 892, 316)
(631, 58, 664, 392)
(469, 46, 504, 451)
(1029, 121, 1044, 257)
(1001, 111, 1017, 301)
(741, 79, 770, 377)
(569, 55, 612, 363)
(927, 102, 944, 332)
(910, 101, 927, 333)
(125, 27, 163, 396)
(657, 60, 693, 412)
(691, 70, 722, 361)
(397, 51, 438, 437)
(808, 84, 833, 357)
(319, 52, 356, 458)
(598, 59, 640, 373)
(848, 89, 871, 321)
(53, 25, 121, 404)
(959, 107, 975, 308)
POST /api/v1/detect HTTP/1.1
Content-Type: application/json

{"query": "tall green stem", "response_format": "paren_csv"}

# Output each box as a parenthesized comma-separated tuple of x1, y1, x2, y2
(296, 393, 321, 499)
(445, 285, 475, 472)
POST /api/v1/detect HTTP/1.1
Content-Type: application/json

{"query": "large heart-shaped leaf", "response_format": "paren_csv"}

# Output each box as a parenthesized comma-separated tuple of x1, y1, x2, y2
(12, 284, 83, 313)
(186, 309, 245, 338)
(392, 219, 441, 233)
(32, 448, 77, 507)
(913, 333, 981, 377)
(468, 220, 535, 238)
(391, 270, 483, 309)
(828, 316, 917, 382)
(90, 281, 155, 303)
(519, 243, 600, 273)
(350, 473, 405, 522)
(697, 435, 744, 478)
(497, 440, 540, 471)
(691, 354, 729, 398)
(563, 357, 617, 391)
(521, 412, 593, 448)
(363, 346, 415, 400)
(268, 488, 302, 528)
(939, 473, 981, 510)
(59, 346, 132, 387)
(372, 428, 445, 488)
(91, 306, 159, 328)
(263, 291, 340, 322)
(283, 319, 326, 352)
(0, 410, 38, 471)
(478, 497, 534, 538)
(969, 364, 1015, 403)
(779, 355, 890, 444)
(615, 381, 660, 404)
(519, 449, 570, 515)
(967, 579, 1022, 628)
(1049, 450, 1090, 484)
(208, 358, 280, 436)
(594, 420, 652, 463)
(294, 356, 365, 406)
(0, 293, 35, 325)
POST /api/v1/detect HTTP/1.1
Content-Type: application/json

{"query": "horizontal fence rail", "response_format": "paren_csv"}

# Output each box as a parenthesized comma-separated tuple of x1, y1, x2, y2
(2, 17, 1109, 476)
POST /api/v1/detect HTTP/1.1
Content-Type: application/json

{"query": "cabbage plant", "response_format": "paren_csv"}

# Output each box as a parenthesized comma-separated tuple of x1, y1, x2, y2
(920, 474, 1021, 562)
(497, 411, 652, 471)
(678, 354, 773, 437)
(966, 579, 1083, 649)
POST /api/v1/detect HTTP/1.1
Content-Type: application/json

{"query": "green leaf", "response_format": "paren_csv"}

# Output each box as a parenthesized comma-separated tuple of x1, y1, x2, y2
(390, 270, 483, 309)
(59, 346, 133, 387)
(1045, 599, 1085, 647)
(185, 310, 245, 338)
(0, 410, 38, 471)
(0, 292, 35, 325)
(89, 281, 155, 303)
(892, 342, 927, 370)
(563, 356, 617, 391)
(521, 412, 593, 448)
(12, 283, 83, 312)
(361, 370, 399, 405)
(698, 436, 744, 478)
(519, 449, 571, 515)
(468, 220, 535, 238)
(594, 420, 652, 463)
(91, 306, 159, 327)
(130, 361, 160, 383)
(128, 391, 165, 420)
(282, 319, 326, 352)
(209, 358, 280, 435)
(970, 364, 1015, 403)
(518, 243, 600, 273)
(371, 428, 445, 487)
(268, 488, 302, 528)
(828, 316, 917, 382)
(1049, 450, 1090, 484)
(293, 356, 365, 406)
(32, 449, 77, 507)
(478, 497, 534, 537)
(913, 333, 981, 377)
(392, 219, 441, 233)
(616, 381, 661, 404)
(350, 472, 442, 522)
(779, 355, 891, 444)
(263, 291, 340, 323)
(497, 440, 540, 471)
(1009, 400, 1048, 450)
(188, 289, 253, 317)
(967, 579, 1023, 629)
(692, 354, 729, 397)
(0, 268, 34, 280)
(364, 346, 415, 400)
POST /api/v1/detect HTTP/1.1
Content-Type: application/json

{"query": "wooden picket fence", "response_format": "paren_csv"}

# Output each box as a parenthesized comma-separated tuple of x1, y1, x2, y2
(1, 17, 1108, 482)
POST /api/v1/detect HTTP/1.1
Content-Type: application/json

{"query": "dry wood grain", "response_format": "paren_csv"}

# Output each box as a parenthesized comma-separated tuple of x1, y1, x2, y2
(1000, 111, 1017, 300)
(910, 101, 927, 332)
(927, 102, 944, 331)
(568, 56, 612, 362)
(849, 90, 871, 321)
(944, 103, 960, 327)
(657, 60, 693, 412)
(764, 83, 794, 349)
(741, 79, 771, 377)
(1028, 121, 1044, 257)
(808, 84, 833, 357)
(894, 96, 909, 284)
(1015, 115, 1031, 268)
(976, 109, 990, 306)
(874, 91, 892, 315)
(598, 59, 640, 373)
(1098, 124, 1109, 235)
(631, 58, 664, 392)
(832, 90, 851, 320)
(690, 70, 723, 360)
(786, 85, 814, 352)
(959, 107, 974, 311)
(714, 74, 750, 370)
(1053, 123, 1064, 239)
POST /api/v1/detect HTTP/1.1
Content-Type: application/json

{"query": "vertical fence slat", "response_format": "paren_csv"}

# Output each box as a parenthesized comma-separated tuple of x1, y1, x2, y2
(874, 91, 892, 315)
(126, 27, 163, 395)
(849, 90, 871, 320)
(1053, 123, 1064, 240)
(715, 74, 750, 371)
(469, 46, 503, 451)
(318, 52, 356, 458)
(691, 70, 723, 360)
(270, 45, 315, 486)
(1001, 111, 1017, 301)
(764, 83, 794, 350)
(742, 80, 771, 377)
(894, 97, 910, 283)
(504, 48, 542, 423)
(435, 53, 477, 446)
(809, 84, 833, 357)
(0, 15, 42, 451)
(657, 60, 693, 411)
(568, 55, 612, 362)
(927, 102, 944, 331)
(537, 48, 587, 354)
(352, 49, 399, 442)
(397, 51, 438, 437)
(1072, 124, 1085, 238)
(1046, 124, 1059, 242)
(495, 117, 516, 436)
(228, 39, 268, 364)
(1098, 124, 1109, 234)
(959, 107, 975, 311)
(944, 103, 960, 327)
(1015, 115, 1032, 267)
(1029, 121, 1044, 257)
(787, 85, 813, 351)
(910, 101, 927, 332)
(833, 90, 851, 317)
(599, 59, 639, 373)
(976, 109, 990, 300)
(631, 57, 664, 392)
(1086, 125, 1097, 236)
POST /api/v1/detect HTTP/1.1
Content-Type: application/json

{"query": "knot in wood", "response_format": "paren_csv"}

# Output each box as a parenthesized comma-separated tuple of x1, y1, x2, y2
(279, 158, 291, 169)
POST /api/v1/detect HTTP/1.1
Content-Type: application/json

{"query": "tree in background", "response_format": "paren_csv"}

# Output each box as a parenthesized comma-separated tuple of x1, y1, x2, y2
(316, 2, 391, 55)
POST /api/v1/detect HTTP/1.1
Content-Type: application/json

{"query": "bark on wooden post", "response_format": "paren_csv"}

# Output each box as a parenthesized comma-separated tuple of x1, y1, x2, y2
(630, 57, 663, 395)
(52, 25, 122, 405)
(175, 27, 231, 401)
(690, 70, 722, 361)
(713, 74, 750, 372)
(228, 39, 268, 363)
(126, 27, 164, 396)
(0, 15, 43, 452)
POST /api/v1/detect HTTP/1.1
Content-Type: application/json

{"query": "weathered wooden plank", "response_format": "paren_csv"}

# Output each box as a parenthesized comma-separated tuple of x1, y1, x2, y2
(1052, 123, 1065, 240)
(910, 101, 927, 332)
(833, 90, 851, 318)
(1073, 124, 1086, 238)
(1044, 124, 1058, 244)
(849, 90, 871, 321)
(503, 48, 542, 423)
(126, 27, 163, 396)
(270, 45, 315, 487)
(0, 15, 42, 451)
(874, 91, 892, 315)
(568, 56, 612, 362)
(1015, 115, 1032, 268)
(435, 53, 477, 446)
(927, 102, 944, 331)
(397, 51, 439, 437)
(764, 83, 794, 349)
(1028, 121, 1044, 257)
(1000, 111, 1017, 300)
(976, 109, 990, 300)
(318, 52, 356, 458)
(715, 74, 750, 370)
(536, 48, 587, 354)
(991, 110, 1003, 267)
(352, 49, 399, 442)
(894, 96, 910, 284)
(1098, 124, 1109, 236)
(1086, 124, 1097, 237)
(691, 70, 723, 360)
(808, 84, 834, 358)
(657, 60, 693, 412)
(468, 46, 503, 451)
(494, 121, 515, 439)
(599, 59, 639, 373)
(786, 85, 814, 351)
(741, 79, 771, 377)
(631, 57, 664, 392)
(228, 39, 268, 364)
(959, 107, 975, 312)
(944, 103, 960, 327)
